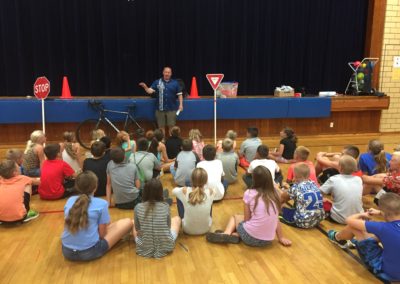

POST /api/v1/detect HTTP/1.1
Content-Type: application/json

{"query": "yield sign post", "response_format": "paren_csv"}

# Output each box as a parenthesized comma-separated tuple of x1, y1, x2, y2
(206, 74, 224, 144)
(33, 76, 51, 134)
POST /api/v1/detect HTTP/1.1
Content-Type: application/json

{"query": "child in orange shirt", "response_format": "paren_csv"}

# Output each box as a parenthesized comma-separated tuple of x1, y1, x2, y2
(0, 160, 39, 223)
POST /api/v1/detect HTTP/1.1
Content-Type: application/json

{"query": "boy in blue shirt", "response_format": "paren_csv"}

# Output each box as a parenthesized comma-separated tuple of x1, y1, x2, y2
(328, 193, 400, 282)
(280, 163, 324, 228)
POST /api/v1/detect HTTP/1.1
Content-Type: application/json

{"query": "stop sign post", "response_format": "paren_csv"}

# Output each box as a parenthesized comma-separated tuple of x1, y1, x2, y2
(33, 76, 51, 134)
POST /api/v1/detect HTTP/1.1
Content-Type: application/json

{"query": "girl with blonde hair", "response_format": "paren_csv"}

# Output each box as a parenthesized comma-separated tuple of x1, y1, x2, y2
(189, 129, 205, 160)
(22, 130, 46, 177)
(116, 130, 136, 160)
(216, 130, 237, 153)
(172, 168, 215, 235)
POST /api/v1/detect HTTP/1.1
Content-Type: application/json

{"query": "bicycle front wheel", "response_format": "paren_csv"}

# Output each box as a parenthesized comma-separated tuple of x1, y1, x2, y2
(76, 119, 116, 150)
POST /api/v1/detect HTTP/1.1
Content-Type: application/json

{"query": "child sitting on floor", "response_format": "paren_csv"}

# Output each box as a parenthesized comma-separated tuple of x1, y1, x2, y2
(116, 130, 136, 160)
(320, 155, 363, 224)
(328, 193, 400, 282)
(61, 171, 133, 262)
(189, 129, 205, 161)
(133, 178, 181, 258)
(6, 149, 24, 174)
(0, 160, 39, 223)
(359, 139, 392, 176)
(315, 145, 360, 184)
(197, 145, 225, 201)
(270, 127, 297, 163)
(39, 144, 77, 200)
(286, 146, 319, 186)
(82, 141, 110, 197)
(130, 138, 161, 186)
(106, 147, 141, 209)
(22, 130, 46, 177)
(61, 131, 82, 172)
(99, 136, 112, 160)
(173, 168, 215, 235)
(171, 139, 199, 187)
(148, 129, 175, 172)
(280, 163, 324, 228)
(217, 138, 239, 185)
(239, 127, 262, 168)
(206, 166, 291, 247)
(243, 145, 280, 188)
(166, 126, 183, 159)
(216, 130, 237, 153)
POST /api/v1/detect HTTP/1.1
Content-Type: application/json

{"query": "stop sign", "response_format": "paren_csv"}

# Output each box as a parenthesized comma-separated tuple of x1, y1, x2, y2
(33, 76, 50, 99)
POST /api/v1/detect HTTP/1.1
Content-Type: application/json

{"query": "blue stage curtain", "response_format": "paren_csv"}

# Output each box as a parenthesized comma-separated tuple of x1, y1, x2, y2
(0, 0, 368, 97)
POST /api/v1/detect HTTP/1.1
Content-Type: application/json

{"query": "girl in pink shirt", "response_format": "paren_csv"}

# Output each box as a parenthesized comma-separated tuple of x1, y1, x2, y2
(189, 129, 205, 161)
(206, 166, 292, 247)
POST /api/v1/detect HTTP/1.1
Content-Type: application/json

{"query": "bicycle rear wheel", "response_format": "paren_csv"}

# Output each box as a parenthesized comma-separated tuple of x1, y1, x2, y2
(76, 119, 117, 150)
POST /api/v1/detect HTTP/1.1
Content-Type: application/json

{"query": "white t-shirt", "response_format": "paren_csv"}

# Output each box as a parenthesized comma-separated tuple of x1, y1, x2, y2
(172, 187, 214, 235)
(62, 149, 81, 172)
(248, 159, 279, 181)
(320, 174, 363, 224)
(197, 160, 225, 201)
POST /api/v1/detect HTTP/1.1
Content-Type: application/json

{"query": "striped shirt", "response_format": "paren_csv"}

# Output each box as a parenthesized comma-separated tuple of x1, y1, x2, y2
(134, 202, 175, 258)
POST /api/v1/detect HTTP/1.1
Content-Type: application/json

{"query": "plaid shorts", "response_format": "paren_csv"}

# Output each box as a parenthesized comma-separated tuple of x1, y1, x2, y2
(237, 222, 271, 247)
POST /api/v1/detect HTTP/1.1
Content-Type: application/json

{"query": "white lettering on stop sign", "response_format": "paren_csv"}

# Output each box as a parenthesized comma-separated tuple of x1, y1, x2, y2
(33, 76, 51, 100)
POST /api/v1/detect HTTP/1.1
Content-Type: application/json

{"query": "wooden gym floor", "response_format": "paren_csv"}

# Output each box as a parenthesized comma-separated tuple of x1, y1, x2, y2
(1, 133, 399, 284)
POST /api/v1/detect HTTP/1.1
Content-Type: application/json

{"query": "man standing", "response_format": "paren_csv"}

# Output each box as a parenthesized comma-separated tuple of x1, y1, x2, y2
(139, 67, 183, 134)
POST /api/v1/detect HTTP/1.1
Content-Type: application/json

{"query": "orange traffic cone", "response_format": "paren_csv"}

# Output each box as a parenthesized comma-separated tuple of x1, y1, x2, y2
(61, 76, 73, 99)
(189, 76, 200, 99)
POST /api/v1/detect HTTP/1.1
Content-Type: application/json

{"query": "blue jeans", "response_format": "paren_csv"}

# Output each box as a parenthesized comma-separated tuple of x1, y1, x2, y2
(62, 239, 109, 261)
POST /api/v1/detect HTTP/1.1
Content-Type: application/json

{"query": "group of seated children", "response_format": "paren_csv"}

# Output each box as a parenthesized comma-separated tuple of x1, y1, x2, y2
(1, 126, 399, 282)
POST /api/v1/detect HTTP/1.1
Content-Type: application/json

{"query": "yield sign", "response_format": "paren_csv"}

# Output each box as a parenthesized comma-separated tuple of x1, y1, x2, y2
(206, 74, 224, 90)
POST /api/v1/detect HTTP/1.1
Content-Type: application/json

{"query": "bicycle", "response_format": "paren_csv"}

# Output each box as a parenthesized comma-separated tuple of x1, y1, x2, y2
(76, 99, 144, 149)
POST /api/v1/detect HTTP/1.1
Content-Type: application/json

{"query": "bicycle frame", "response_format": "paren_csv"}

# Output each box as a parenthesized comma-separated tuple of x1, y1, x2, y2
(98, 108, 141, 133)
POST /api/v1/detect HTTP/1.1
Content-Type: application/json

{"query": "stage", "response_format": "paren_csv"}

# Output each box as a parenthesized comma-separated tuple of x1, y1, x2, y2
(0, 95, 390, 143)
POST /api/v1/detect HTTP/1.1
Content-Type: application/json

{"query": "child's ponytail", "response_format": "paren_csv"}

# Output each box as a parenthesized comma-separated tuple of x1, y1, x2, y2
(65, 171, 98, 234)
(189, 168, 208, 205)
(188, 186, 206, 205)
(65, 194, 91, 234)
(368, 140, 387, 173)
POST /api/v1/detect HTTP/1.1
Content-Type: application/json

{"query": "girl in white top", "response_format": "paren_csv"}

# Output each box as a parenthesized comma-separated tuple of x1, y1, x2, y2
(173, 168, 215, 235)
(61, 131, 82, 172)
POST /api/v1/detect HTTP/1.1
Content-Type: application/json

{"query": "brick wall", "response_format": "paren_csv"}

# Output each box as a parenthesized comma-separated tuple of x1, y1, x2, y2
(380, 0, 400, 131)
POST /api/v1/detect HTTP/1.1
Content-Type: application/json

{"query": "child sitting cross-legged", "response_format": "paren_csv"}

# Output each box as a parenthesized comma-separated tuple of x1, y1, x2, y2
(206, 166, 291, 247)
(61, 171, 133, 262)
(106, 147, 141, 209)
(217, 138, 239, 185)
(39, 144, 77, 200)
(0, 160, 39, 223)
(286, 146, 319, 186)
(197, 145, 226, 201)
(173, 168, 215, 235)
(133, 178, 181, 258)
(328, 193, 400, 282)
(171, 139, 199, 187)
(280, 163, 324, 228)
(320, 155, 363, 224)
(238, 127, 262, 168)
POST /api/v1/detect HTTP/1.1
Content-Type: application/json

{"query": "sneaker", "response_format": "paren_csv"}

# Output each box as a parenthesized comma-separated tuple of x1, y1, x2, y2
(347, 239, 357, 249)
(327, 230, 348, 249)
(206, 232, 240, 244)
(23, 210, 39, 223)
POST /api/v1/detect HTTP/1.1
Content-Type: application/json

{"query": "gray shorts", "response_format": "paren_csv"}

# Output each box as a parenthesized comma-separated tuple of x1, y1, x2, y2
(237, 222, 271, 247)
(155, 110, 176, 128)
